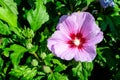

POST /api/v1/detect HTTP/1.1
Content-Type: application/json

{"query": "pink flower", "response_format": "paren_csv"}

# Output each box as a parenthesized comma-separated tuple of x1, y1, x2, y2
(47, 12, 103, 62)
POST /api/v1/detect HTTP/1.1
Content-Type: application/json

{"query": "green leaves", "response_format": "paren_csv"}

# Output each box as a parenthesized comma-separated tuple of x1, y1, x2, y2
(48, 72, 68, 80)
(26, 0, 49, 31)
(52, 59, 67, 72)
(0, 57, 4, 71)
(72, 62, 93, 80)
(86, 0, 93, 6)
(0, 0, 21, 36)
(10, 44, 27, 68)
(0, 0, 18, 27)
(98, 14, 118, 35)
(105, 16, 116, 34)
(9, 66, 37, 80)
(0, 20, 11, 35)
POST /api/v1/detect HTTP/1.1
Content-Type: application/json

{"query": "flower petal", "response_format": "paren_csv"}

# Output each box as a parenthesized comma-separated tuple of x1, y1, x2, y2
(47, 31, 71, 51)
(57, 12, 85, 34)
(60, 48, 75, 60)
(74, 46, 96, 62)
(84, 31, 103, 46)
(83, 46, 97, 61)
(80, 12, 100, 38)
(59, 15, 68, 23)
(52, 42, 70, 57)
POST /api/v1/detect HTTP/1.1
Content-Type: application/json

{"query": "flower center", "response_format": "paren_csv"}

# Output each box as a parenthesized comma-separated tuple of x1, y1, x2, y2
(67, 33, 86, 49)
(73, 38, 80, 46)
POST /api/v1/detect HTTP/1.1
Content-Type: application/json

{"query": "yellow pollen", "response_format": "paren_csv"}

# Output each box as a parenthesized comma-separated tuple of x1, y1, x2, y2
(73, 38, 80, 46)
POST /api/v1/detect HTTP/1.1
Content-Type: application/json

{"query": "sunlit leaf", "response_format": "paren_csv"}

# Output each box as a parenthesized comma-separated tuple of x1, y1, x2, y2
(0, 57, 3, 71)
(0, 0, 18, 27)
(3, 48, 10, 57)
(48, 72, 68, 80)
(0, 20, 10, 35)
(44, 54, 54, 66)
(86, 0, 93, 6)
(52, 59, 67, 72)
(26, 0, 49, 31)
(72, 62, 93, 80)
(10, 44, 27, 68)
(9, 66, 37, 80)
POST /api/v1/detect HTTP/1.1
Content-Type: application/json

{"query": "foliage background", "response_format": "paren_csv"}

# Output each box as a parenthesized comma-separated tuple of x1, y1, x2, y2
(0, 0, 120, 80)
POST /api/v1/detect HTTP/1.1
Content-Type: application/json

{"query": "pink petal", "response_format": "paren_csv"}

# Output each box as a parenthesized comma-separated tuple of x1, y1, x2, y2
(84, 31, 103, 46)
(52, 43, 70, 57)
(73, 12, 91, 32)
(74, 46, 96, 62)
(60, 48, 75, 60)
(59, 15, 68, 23)
(47, 38, 57, 51)
(57, 12, 84, 34)
(80, 12, 100, 38)
(47, 31, 71, 51)
(83, 46, 97, 61)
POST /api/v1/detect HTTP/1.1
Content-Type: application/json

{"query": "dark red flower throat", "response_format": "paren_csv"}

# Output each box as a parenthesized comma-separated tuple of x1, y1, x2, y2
(67, 33, 86, 49)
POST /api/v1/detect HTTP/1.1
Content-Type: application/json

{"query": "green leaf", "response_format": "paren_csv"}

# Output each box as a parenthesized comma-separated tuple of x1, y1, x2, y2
(0, 0, 21, 36)
(34, 76, 45, 80)
(9, 66, 26, 78)
(72, 62, 93, 80)
(72, 62, 82, 77)
(56, 1, 65, 10)
(3, 48, 10, 57)
(0, 20, 11, 35)
(0, 0, 18, 27)
(97, 46, 118, 71)
(97, 47, 107, 63)
(28, 45, 38, 53)
(75, 0, 81, 7)
(52, 59, 61, 65)
(54, 65, 67, 72)
(48, 72, 68, 80)
(113, 3, 120, 13)
(86, 0, 93, 6)
(26, 0, 49, 31)
(112, 16, 120, 26)
(52, 59, 67, 72)
(9, 66, 37, 80)
(10, 44, 27, 68)
(82, 62, 93, 76)
(44, 54, 54, 66)
(100, 20, 107, 31)
(0, 57, 4, 71)
(21, 68, 37, 80)
(0, 38, 10, 49)
(43, 0, 54, 4)
(106, 16, 116, 33)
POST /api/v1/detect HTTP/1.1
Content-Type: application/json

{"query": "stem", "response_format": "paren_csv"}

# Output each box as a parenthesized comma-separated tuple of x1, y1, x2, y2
(81, 6, 88, 12)
(33, 53, 42, 63)
(33, 53, 53, 73)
